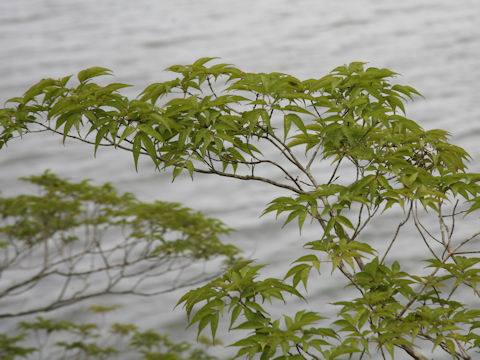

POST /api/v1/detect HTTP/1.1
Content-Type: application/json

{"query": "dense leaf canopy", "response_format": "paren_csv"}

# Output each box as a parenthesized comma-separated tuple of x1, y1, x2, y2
(1, 58, 479, 359)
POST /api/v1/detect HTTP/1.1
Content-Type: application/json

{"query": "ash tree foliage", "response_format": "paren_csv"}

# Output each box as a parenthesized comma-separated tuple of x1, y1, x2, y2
(1, 57, 480, 359)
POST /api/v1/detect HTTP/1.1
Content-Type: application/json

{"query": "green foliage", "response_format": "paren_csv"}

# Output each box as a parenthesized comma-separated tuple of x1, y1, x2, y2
(0, 171, 237, 260)
(1, 58, 480, 359)
(5, 307, 221, 360)
(0, 334, 35, 360)
(0, 172, 239, 359)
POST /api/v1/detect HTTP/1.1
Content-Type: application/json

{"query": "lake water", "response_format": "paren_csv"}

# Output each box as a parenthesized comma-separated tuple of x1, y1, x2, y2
(1, 1, 479, 358)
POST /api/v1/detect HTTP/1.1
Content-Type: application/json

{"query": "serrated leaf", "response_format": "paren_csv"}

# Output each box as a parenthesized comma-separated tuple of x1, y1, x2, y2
(140, 133, 158, 166)
(94, 126, 109, 156)
(210, 313, 219, 339)
(77, 67, 112, 83)
(132, 134, 142, 171)
(335, 215, 355, 230)
(229, 305, 242, 330)
(286, 113, 306, 134)
(286, 262, 309, 276)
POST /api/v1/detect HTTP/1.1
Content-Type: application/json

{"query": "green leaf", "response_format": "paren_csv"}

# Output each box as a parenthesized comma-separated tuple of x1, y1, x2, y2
(244, 110, 260, 132)
(210, 312, 219, 339)
(94, 126, 109, 156)
(233, 320, 263, 330)
(193, 57, 218, 67)
(335, 215, 354, 230)
(286, 113, 306, 134)
(229, 304, 242, 330)
(77, 67, 112, 83)
(132, 133, 142, 171)
(285, 263, 311, 281)
(138, 124, 164, 142)
(185, 160, 194, 180)
(118, 125, 136, 143)
(140, 133, 158, 166)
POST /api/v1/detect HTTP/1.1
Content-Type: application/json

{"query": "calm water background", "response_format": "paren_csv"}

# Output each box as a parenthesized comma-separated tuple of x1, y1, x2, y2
(1, 0, 479, 358)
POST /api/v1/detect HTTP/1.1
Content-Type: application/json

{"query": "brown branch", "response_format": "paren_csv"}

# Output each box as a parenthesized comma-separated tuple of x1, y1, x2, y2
(380, 203, 413, 264)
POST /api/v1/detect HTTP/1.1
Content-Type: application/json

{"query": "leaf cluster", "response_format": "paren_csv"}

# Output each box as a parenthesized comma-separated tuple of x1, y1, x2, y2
(1, 306, 221, 360)
(1, 58, 480, 359)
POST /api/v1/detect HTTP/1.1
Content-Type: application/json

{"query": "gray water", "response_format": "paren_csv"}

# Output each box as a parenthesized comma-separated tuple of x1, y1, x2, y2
(1, 0, 479, 358)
